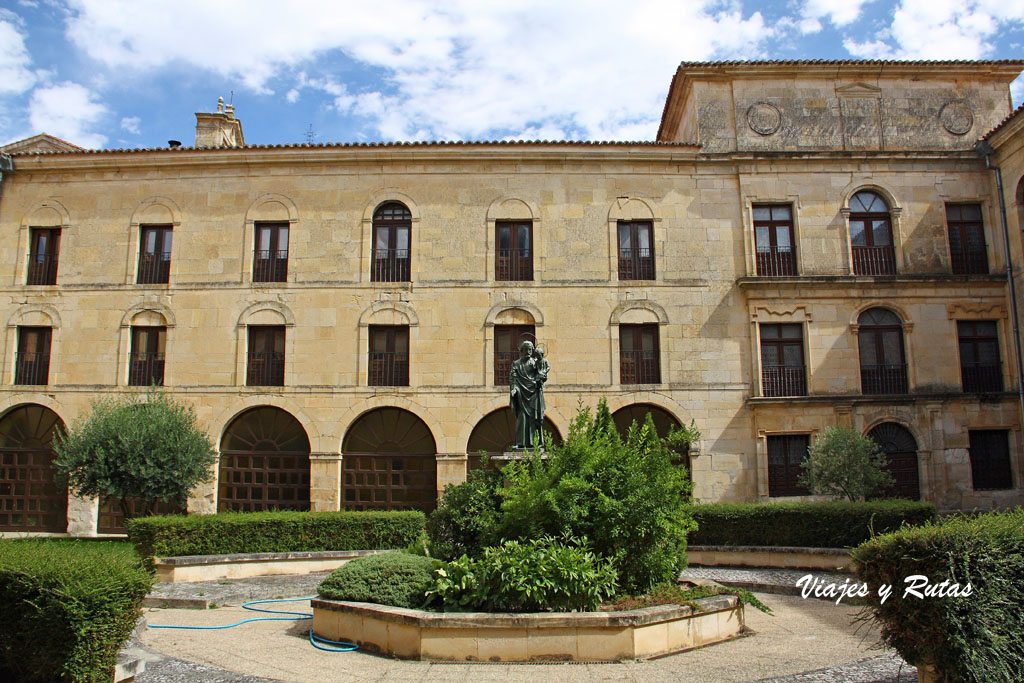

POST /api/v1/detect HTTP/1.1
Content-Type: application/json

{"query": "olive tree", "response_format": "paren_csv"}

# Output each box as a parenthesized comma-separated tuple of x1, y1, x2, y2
(54, 390, 216, 520)
(798, 425, 895, 501)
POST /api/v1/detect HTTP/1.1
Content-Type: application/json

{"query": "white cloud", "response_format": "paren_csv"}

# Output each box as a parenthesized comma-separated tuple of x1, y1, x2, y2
(62, 0, 772, 141)
(285, 88, 299, 103)
(1012, 75, 1023, 108)
(120, 115, 140, 134)
(845, 0, 1024, 59)
(0, 16, 36, 95)
(801, 0, 873, 29)
(28, 82, 108, 148)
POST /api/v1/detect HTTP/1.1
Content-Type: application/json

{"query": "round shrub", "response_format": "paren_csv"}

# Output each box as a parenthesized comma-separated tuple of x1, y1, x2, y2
(317, 552, 434, 609)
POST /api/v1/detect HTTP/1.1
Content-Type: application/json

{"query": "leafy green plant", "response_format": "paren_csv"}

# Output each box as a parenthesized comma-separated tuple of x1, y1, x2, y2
(425, 536, 618, 612)
(798, 425, 894, 501)
(425, 466, 502, 561)
(53, 389, 216, 521)
(318, 552, 435, 609)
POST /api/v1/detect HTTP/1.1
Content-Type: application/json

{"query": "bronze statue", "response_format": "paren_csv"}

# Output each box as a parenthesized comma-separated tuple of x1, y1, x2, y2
(509, 340, 548, 449)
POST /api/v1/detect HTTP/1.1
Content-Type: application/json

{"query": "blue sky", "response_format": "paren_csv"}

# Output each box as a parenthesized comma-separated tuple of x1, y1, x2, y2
(1, 0, 1022, 149)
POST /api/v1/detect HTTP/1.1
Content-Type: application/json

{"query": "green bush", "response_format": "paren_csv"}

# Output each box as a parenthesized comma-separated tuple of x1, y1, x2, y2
(495, 399, 696, 593)
(0, 540, 152, 682)
(852, 510, 1024, 683)
(426, 467, 503, 561)
(426, 536, 618, 612)
(687, 500, 936, 548)
(799, 425, 894, 501)
(128, 510, 425, 560)
(317, 552, 434, 609)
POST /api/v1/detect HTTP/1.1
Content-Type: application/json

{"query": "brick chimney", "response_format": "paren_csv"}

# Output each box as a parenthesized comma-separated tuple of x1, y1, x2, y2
(194, 97, 245, 148)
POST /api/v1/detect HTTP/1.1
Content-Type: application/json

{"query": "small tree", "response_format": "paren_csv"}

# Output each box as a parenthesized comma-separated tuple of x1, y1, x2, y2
(798, 425, 894, 501)
(54, 390, 217, 520)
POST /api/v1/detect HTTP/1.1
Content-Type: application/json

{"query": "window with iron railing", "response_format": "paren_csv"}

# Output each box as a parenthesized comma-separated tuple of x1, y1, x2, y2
(496, 221, 533, 281)
(767, 434, 810, 497)
(968, 429, 1013, 490)
(946, 204, 989, 275)
(617, 221, 655, 280)
(369, 325, 409, 386)
(253, 223, 288, 283)
(849, 191, 896, 275)
(494, 324, 535, 385)
(247, 325, 285, 386)
(753, 205, 797, 276)
(858, 308, 908, 394)
(15, 327, 51, 385)
(27, 228, 60, 286)
(137, 226, 172, 284)
(619, 324, 660, 384)
(129, 326, 166, 386)
(958, 320, 1002, 393)
(760, 323, 807, 396)
(371, 202, 411, 282)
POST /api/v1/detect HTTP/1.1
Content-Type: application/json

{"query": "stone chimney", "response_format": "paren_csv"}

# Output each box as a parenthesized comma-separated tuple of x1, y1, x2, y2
(194, 97, 245, 148)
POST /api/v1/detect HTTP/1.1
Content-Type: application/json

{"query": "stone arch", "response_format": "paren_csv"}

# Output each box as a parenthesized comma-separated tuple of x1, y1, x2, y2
(484, 301, 545, 326)
(120, 302, 175, 328)
(486, 197, 538, 221)
(866, 420, 921, 500)
(236, 301, 296, 327)
(610, 403, 682, 440)
(362, 190, 421, 223)
(244, 193, 298, 224)
(466, 407, 563, 455)
(849, 302, 911, 328)
(610, 300, 669, 326)
(0, 403, 68, 532)
(21, 199, 70, 229)
(358, 301, 419, 328)
(840, 182, 902, 213)
(7, 303, 61, 330)
(130, 196, 182, 226)
(455, 398, 567, 458)
(212, 398, 321, 451)
(608, 196, 658, 222)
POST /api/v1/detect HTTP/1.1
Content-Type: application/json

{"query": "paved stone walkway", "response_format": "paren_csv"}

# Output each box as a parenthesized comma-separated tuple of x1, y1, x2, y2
(679, 566, 849, 597)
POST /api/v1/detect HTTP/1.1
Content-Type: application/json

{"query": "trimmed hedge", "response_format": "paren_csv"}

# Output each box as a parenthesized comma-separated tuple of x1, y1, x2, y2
(127, 510, 425, 559)
(852, 509, 1024, 682)
(318, 552, 434, 608)
(0, 540, 152, 682)
(686, 500, 936, 548)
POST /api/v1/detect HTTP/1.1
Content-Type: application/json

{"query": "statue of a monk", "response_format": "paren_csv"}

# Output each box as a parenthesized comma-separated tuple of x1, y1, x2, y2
(509, 340, 547, 449)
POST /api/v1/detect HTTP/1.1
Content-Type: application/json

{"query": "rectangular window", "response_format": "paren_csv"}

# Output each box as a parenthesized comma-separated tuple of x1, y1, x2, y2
(767, 434, 810, 497)
(946, 204, 988, 275)
(253, 223, 288, 283)
(27, 228, 60, 286)
(617, 221, 655, 280)
(494, 325, 535, 385)
(16, 327, 51, 385)
(753, 205, 796, 276)
(129, 326, 166, 386)
(495, 221, 533, 281)
(619, 324, 660, 384)
(958, 320, 1002, 393)
(137, 225, 172, 284)
(369, 325, 409, 386)
(247, 325, 285, 386)
(760, 323, 807, 396)
(968, 430, 1013, 490)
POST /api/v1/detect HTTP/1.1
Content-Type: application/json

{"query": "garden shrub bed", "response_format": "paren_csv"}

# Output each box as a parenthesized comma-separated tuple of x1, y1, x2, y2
(687, 500, 936, 548)
(0, 539, 152, 682)
(852, 509, 1024, 682)
(128, 510, 425, 560)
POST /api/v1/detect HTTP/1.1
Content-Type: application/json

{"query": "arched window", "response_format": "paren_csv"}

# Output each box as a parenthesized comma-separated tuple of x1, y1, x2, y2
(0, 404, 67, 532)
(867, 422, 920, 500)
(849, 191, 895, 275)
(371, 202, 411, 282)
(858, 308, 907, 394)
(219, 407, 311, 512)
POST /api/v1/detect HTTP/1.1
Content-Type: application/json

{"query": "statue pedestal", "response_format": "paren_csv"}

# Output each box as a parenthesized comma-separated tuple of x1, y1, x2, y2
(491, 449, 548, 464)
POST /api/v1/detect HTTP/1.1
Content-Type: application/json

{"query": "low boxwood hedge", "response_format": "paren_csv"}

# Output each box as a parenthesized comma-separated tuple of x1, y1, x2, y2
(127, 509, 425, 559)
(0, 539, 152, 682)
(852, 509, 1024, 682)
(318, 552, 435, 608)
(686, 500, 936, 548)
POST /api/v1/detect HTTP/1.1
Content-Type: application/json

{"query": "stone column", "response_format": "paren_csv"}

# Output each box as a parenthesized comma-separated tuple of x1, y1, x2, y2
(187, 457, 219, 515)
(66, 494, 98, 536)
(435, 454, 468, 500)
(310, 453, 342, 512)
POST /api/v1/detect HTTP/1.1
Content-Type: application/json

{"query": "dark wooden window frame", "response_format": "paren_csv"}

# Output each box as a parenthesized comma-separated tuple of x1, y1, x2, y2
(369, 325, 410, 387)
(849, 191, 896, 275)
(759, 323, 807, 397)
(617, 221, 655, 281)
(27, 228, 60, 286)
(137, 225, 173, 284)
(494, 324, 535, 385)
(767, 434, 811, 497)
(619, 323, 661, 384)
(858, 310, 908, 395)
(495, 221, 533, 281)
(946, 203, 989, 275)
(753, 204, 797, 276)
(957, 320, 1002, 393)
(968, 429, 1013, 491)
(15, 327, 51, 386)
(253, 222, 289, 283)
(129, 326, 166, 387)
(371, 203, 412, 283)
(246, 325, 285, 386)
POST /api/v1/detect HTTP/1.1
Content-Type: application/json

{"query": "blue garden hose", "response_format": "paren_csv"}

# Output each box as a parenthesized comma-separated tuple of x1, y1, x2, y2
(148, 596, 358, 652)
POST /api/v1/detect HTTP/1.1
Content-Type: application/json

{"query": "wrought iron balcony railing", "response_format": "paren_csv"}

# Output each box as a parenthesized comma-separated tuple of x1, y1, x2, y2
(15, 352, 49, 385)
(756, 246, 797, 276)
(128, 352, 165, 386)
(27, 254, 58, 285)
(961, 363, 1003, 393)
(137, 252, 171, 284)
(369, 351, 409, 386)
(761, 365, 807, 397)
(618, 247, 655, 280)
(620, 350, 660, 384)
(496, 248, 533, 281)
(246, 352, 285, 386)
(371, 248, 411, 282)
(852, 245, 896, 275)
(253, 250, 288, 283)
(950, 250, 988, 275)
(860, 363, 908, 395)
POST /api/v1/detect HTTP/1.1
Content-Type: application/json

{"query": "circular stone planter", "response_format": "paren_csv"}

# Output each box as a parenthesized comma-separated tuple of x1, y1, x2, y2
(311, 594, 745, 662)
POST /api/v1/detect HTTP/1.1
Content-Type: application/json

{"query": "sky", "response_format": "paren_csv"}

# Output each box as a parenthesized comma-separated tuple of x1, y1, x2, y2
(1, 0, 1023, 150)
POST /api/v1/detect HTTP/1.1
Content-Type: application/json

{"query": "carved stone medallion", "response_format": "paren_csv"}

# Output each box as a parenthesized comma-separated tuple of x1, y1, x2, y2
(940, 101, 974, 136)
(746, 102, 782, 136)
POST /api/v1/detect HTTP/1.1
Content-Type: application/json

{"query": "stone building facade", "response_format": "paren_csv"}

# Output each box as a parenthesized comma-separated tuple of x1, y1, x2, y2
(2, 60, 1024, 535)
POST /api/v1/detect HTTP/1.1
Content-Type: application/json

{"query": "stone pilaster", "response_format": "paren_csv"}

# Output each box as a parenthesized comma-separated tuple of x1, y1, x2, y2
(435, 454, 468, 498)
(310, 453, 342, 512)
(66, 494, 98, 536)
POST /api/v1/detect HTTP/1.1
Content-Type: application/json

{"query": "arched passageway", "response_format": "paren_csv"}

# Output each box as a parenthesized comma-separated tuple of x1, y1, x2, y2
(0, 404, 67, 532)
(868, 422, 921, 500)
(466, 407, 562, 470)
(612, 403, 690, 473)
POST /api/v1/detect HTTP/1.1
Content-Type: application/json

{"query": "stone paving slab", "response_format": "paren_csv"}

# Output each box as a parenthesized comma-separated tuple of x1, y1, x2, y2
(680, 566, 849, 598)
(146, 572, 330, 609)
